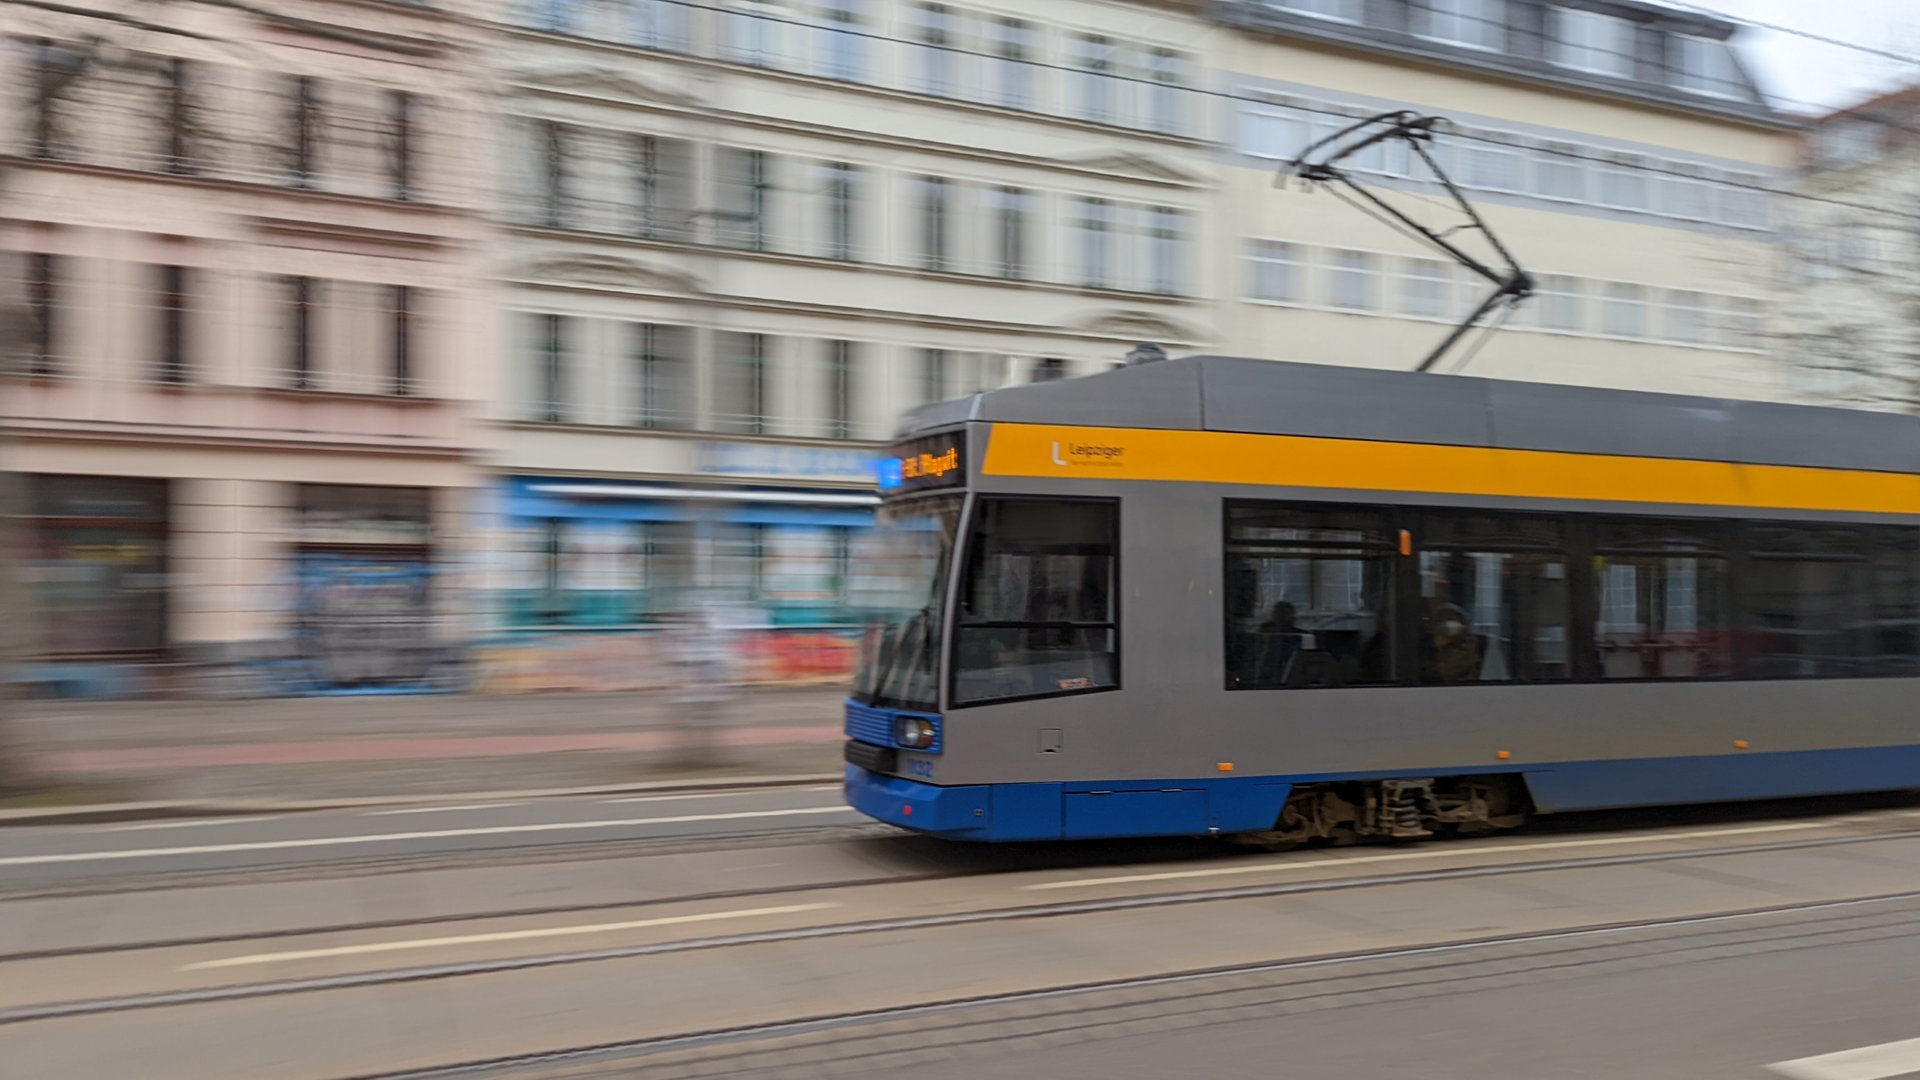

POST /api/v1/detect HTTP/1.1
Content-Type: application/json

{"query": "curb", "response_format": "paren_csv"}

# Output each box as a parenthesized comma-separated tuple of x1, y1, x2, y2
(0, 773, 843, 826)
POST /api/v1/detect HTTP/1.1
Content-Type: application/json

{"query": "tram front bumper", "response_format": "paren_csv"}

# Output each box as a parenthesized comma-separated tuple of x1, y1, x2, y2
(843, 765, 992, 838)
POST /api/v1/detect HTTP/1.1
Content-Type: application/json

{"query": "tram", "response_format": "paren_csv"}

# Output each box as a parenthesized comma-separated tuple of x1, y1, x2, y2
(843, 355, 1920, 842)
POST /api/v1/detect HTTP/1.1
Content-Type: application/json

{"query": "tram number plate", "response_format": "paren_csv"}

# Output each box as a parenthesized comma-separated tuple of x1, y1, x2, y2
(905, 758, 935, 779)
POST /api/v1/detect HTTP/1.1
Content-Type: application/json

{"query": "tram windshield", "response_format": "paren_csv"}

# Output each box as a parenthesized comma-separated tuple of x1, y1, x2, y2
(850, 494, 962, 711)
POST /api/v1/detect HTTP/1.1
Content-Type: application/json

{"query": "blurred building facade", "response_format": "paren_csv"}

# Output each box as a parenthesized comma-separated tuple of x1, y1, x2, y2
(1212, 0, 1790, 400)
(472, 0, 1214, 689)
(0, 1, 492, 695)
(1775, 85, 1920, 412)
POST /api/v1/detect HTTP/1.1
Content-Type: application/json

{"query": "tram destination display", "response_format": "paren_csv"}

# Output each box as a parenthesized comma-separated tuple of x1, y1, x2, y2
(879, 432, 967, 494)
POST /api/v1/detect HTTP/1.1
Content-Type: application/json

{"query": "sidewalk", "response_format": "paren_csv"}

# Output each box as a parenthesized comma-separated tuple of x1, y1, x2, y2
(13, 687, 848, 804)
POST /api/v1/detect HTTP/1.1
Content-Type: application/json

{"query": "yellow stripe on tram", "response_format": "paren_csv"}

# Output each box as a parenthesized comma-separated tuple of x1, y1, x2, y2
(979, 424, 1920, 517)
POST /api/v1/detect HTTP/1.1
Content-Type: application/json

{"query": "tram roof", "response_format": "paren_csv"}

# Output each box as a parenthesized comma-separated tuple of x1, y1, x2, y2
(899, 355, 1920, 474)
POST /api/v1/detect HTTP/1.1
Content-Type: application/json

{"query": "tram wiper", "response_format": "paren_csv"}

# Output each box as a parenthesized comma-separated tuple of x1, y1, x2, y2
(1284, 110, 1534, 375)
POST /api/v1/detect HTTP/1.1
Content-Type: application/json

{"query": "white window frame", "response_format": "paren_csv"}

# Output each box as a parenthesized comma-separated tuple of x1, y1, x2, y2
(1418, 0, 1507, 52)
(1670, 33, 1740, 98)
(1245, 239, 1304, 304)
(1551, 8, 1636, 78)
(1267, 0, 1362, 23)
(1326, 249, 1376, 312)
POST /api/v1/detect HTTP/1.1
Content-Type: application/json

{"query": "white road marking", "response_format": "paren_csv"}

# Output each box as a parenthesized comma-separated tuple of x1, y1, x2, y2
(1767, 1036, 1920, 1080)
(98, 816, 281, 833)
(182, 902, 841, 970)
(0, 806, 857, 867)
(1022, 819, 1876, 891)
(364, 803, 521, 816)
(598, 791, 759, 805)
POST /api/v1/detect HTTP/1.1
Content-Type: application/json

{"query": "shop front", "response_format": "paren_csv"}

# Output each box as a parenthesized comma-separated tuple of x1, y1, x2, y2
(475, 442, 879, 692)
(18, 474, 170, 697)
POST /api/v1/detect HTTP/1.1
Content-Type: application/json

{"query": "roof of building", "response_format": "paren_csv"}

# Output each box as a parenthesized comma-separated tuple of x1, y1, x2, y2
(901, 355, 1920, 473)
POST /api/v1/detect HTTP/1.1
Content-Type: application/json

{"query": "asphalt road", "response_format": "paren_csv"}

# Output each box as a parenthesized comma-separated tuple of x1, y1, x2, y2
(7, 788, 1920, 1079)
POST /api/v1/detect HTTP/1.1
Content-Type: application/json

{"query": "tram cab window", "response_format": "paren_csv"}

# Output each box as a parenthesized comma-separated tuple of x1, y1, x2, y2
(1224, 502, 1394, 690)
(1418, 513, 1570, 684)
(952, 497, 1118, 705)
(1592, 519, 1732, 680)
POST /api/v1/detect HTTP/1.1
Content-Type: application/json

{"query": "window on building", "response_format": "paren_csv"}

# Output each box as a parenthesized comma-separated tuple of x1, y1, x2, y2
(1724, 297, 1765, 350)
(1146, 207, 1185, 296)
(633, 136, 694, 241)
(1670, 33, 1741, 97)
(29, 39, 69, 160)
(1420, 0, 1506, 51)
(822, 161, 860, 260)
(1402, 258, 1452, 318)
(1268, 0, 1360, 21)
(1462, 142, 1522, 191)
(1225, 502, 1395, 690)
(635, 323, 691, 429)
(992, 186, 1031, 280)
(990, 17, 1034, 110)
(1146, 49, 1188, 135)
(1662, 289, 1710, 345)
(286, 276, 315, 390)
(1745, 525, 1871, 677)
(391, 284, 413, 395)
(1601, 282, 1646, 338)
(534, 312, 566, 421)
(25, 475, 170, 655)
(954, 497, 1119, 705)
(24, 253, 58, 376)
(1070, 197, 1112, 289)
(716, 148, 771, 251)
(629, 0, 692, 51)
(1534, 145, 1586, 200)
(1657, 172, 1712, 220)
(1033, 357, 1068, 382)
(826, 339, 855, 439)
(722, 0, 786, 69)
(713, 331, 767, 435)
(388, 90, 414, 200)
(1327, 249, 1376, 311)
(288, 75, 321, 189)
(1246, 240, 1302, 302)
(1592, 519, 1731, 679)
(165, 58, 195, 175)
(1419, 512, 1569, 684)
(923, 347, 949, 403)
(910, 3, 960, 98)
(1551, 8, 1636, 77)
(1597, 158, 1649, 209)
(152, 263, 188, 382)
(540, 120, 571, 228)
(917, 176, 951, 271)
(1534, 274, 1584, 332)
(1068, 34, 1116, 124)
(1240, 108, 1312, 161)
(814, 0, 865, 82)
(1715, 178, 1770, 230)
(710, 521, 766, 605)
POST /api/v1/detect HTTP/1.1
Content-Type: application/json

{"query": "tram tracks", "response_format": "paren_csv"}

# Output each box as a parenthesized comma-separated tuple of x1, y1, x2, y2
(9, 818, 1920, 1030)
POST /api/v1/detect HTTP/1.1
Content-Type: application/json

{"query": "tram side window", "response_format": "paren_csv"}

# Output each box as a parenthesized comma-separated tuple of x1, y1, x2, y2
(1419, 513, 1570, 684)
(1745, 525, 1872, 678)
(1224, 502, 1394, 690)
(1871, 528, 1920, 675)
(952, 497, 1118, 705)
(1592, 519, 1732, 679)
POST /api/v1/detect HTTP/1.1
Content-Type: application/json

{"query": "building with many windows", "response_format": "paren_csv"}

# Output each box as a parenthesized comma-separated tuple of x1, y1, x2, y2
(1212, 0, 1790, 398)
(0, 1, 492, 694)
(477, 0, 1214, 686)
(1775, 85, 1920, 412)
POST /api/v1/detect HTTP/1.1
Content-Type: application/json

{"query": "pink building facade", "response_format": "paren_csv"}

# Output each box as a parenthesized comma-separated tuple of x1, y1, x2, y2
(0, 1, 491, 695)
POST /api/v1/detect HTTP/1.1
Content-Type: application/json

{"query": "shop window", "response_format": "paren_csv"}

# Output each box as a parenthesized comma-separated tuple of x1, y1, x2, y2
(1418, 513, 1570, 683)
(27, 475, 169, 656)
(1225, 502, 1394, 689)
(953, 497, 1118, 705)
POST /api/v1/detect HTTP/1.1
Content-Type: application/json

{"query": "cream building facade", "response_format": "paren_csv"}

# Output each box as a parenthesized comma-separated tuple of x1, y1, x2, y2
(1211, 0, 1791, 400)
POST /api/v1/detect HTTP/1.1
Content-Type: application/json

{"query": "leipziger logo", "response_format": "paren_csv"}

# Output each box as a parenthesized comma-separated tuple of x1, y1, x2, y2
(1051, 440, 1126, 467)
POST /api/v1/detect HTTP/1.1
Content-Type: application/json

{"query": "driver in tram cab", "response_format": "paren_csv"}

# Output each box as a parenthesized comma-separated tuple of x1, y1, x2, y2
(1424, 599, 1481, 683)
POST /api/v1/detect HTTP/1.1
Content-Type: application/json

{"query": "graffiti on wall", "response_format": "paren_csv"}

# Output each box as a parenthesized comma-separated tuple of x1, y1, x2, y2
(471, 629, 858, 694)
(289, 553, 445, 693)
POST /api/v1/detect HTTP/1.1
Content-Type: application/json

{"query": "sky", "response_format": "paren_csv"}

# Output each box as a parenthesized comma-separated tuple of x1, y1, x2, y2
(1703, 0, 1919, 114)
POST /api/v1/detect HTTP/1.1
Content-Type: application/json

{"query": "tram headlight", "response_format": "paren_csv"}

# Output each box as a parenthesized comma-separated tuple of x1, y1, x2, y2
(894, 716, 937, 750)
